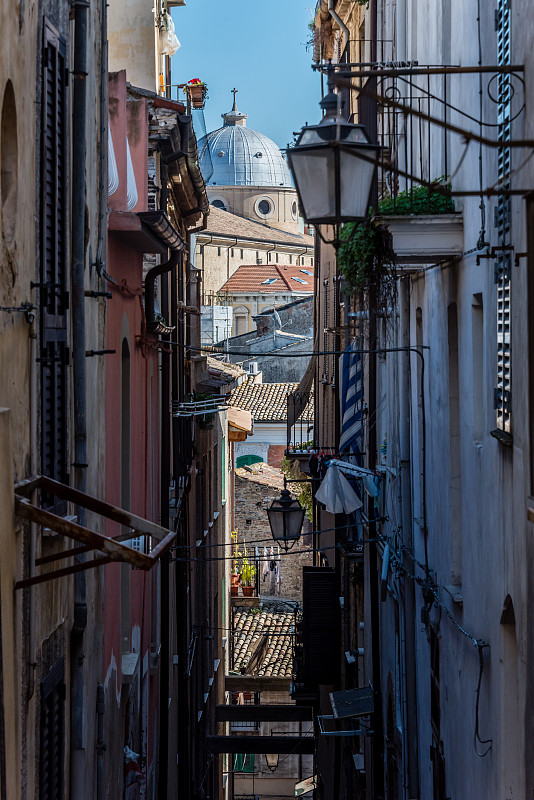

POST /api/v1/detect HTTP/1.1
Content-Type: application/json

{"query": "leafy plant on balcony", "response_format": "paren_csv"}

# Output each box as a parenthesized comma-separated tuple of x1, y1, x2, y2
(338, 216, 396, 305)
(281, 457, 312, 522)
(378, 178, 455, 216)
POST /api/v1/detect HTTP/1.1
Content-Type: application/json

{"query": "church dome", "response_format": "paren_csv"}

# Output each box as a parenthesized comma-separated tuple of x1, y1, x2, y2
(198, 93, 293, 188)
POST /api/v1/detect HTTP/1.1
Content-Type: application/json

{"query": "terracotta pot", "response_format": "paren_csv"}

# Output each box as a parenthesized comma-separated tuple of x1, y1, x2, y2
(231, 585, 238, 596)
(242, 586, 254, 597)
(189, 85, 205, 108)
(231, 574, 240, 586)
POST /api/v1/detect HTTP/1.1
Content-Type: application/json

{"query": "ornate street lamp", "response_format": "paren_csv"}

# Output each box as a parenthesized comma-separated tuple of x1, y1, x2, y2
(286, 92, 380, 229)
(264, 752, 279, 772)
(266, 489, 305, 551)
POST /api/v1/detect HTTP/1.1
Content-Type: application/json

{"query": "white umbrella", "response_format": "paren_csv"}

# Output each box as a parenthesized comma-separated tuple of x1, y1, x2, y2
(315, 465, 363, 515)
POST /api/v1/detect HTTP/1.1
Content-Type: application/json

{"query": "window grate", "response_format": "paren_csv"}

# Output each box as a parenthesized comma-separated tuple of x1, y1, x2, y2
(322, 279, 329, 382)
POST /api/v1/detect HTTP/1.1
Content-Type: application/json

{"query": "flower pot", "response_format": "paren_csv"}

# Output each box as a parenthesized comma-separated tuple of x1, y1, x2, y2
(231, 584, 238, 596)
(242, 586, 254, 597)
(189, 85, 206, 108)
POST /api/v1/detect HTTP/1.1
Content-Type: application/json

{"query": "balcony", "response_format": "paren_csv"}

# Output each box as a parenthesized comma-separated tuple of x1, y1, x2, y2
(379, 212, 464, 270)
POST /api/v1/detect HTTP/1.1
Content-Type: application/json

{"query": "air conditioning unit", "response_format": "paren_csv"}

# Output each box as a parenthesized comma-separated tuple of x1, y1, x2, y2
(248, 362, 259, 375)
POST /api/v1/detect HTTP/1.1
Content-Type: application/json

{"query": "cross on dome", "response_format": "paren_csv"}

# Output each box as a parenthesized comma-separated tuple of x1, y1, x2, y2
(222, 88, 247, 126)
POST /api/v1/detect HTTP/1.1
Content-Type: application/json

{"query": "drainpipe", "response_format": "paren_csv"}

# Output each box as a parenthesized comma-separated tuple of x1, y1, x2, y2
(145, 250, 180, 329)
(158, 267, 171, 800)
(327, 0, 349, 54)
(96, 684, 106, 800)
(70, 0, 89, 795)
(399, 278, 419, 798)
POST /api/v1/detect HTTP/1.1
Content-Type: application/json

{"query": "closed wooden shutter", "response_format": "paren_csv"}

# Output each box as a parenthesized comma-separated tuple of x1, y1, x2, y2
(40, 660, 65, 800)
(302, 567, 339, 685)
(494, 0, 512, 433)
(40, 21, 69, 511)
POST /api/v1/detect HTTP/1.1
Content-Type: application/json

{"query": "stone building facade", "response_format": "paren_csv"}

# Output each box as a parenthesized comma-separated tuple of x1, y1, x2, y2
(234, 464, 313, 604)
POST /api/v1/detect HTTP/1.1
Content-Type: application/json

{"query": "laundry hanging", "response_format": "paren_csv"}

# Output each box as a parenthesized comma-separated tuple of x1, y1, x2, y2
(315, 464, 363, 515)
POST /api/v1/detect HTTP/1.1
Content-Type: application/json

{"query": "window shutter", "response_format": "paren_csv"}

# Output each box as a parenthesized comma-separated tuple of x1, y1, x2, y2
(494, 0, 512, 433)
(40, 21, 69, 511)
(302, 567, 340, 685)
(40, 660, 65, 800)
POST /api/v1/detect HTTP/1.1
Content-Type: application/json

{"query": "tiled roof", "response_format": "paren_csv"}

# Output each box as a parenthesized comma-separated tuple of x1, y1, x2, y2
(235, 462, 284, 491)
(199, 206, 314, 248)
(233, 609, 294, 677)
(229, 380, 314, 422)
(219, 264, 314, 294)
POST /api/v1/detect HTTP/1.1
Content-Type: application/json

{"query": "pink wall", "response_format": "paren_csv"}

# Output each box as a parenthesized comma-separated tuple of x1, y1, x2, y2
(104, 70, 161, 775)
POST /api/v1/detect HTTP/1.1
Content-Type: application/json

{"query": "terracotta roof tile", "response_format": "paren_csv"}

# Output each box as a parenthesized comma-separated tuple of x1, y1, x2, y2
(229, 380, 314, 422)
(200, 206, 315, 248)
(219, 264, 314, 294)
(233, 609, 294, 677)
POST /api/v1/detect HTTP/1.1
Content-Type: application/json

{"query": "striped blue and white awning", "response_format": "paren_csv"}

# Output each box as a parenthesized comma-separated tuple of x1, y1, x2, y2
(338, 342, 364, 462)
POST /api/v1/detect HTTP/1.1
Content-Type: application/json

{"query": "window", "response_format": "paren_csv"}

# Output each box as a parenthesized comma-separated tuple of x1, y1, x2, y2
(289, 255, 293, 264)
(301, 269, 313, 275)
(291, 277, 308, 284)
(231, 249, 235, 258)
(40, 660, 65, 800)
(235, 315, 248, 336)
(212, 198, 226, 210)
(311, 257, 314, 266)
(494, 0, 512, 436)
(261, 278, 277, 285)
(234, 754, 255, 773)
(448, 303, 462, 585)
(291, 199, 298, 220)
(240, 249, 244, 259)
(218, 247, 221, 256)
(40, 21, 69, 514)
(1, 80, 17, 242)
(255, 197, 274, 219)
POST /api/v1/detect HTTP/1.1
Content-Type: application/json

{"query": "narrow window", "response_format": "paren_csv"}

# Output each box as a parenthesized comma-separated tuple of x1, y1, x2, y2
(289, 255, 292, 264)
(218, 247, 221, 256)
(40, 21, 68, 514)
(472, 294, 484, 443)
(448, 303, 462, 585)
(40, 661, 65, 800)
(240, 249, 244, 259)
(120, 339, 131, 652)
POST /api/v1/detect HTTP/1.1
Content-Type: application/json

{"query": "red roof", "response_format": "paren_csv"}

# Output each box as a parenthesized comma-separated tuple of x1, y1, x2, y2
(219, 264, 314, 294)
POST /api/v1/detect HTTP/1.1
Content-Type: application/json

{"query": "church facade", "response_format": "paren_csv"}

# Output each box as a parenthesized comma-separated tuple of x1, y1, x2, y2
(195, 93, 314, 335)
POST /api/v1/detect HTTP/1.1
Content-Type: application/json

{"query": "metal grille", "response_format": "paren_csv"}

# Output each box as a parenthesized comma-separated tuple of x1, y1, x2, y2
(322, 279, 329, 382)
(40, 21, 69, 511)
(495, 0, 512, 432)
(40, 660, 65, 800)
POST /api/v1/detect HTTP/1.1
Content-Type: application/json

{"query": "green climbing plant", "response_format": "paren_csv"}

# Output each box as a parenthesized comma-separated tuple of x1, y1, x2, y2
(337, 215, 396, 299)
(280, 457, 313, 522)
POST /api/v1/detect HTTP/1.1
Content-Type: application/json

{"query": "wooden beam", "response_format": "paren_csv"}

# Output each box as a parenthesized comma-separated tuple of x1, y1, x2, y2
(216, 704, 313, 722)
(206, 735, 315, 755)
(225, 675, 292, 693)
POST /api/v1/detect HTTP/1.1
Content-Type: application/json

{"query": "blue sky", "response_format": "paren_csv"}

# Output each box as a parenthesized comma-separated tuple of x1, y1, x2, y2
(170, 0, 321, 149)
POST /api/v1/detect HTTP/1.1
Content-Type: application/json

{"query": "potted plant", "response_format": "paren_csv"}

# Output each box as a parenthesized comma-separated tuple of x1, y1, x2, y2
(231, 532, 241, 596)
(240, 558, 256, 597)
(187, 78, 208, 109)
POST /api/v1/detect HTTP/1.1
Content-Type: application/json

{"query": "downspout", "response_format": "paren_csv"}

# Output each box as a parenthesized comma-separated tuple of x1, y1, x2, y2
(158, 265, 172, 799)
(399, 278, 419, 798)
(70, 0, 89, 795)
(327, 0, 349, 54)
(145, 250, 180, 330)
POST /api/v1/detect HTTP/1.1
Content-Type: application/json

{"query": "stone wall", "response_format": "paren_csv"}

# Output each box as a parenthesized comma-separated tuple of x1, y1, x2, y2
(234, 464, 313, 605)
